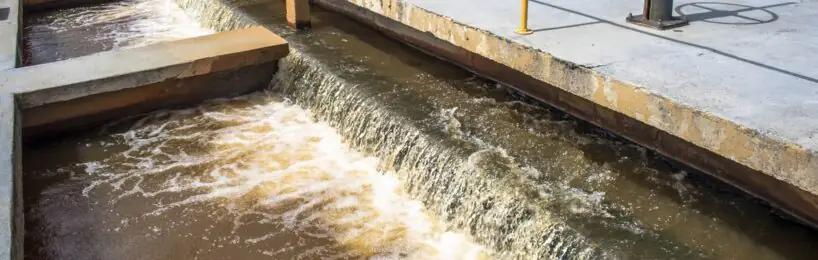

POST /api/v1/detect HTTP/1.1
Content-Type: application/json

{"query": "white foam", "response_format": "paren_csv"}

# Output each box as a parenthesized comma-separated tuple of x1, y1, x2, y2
(76, 92, 491, 259)
(30, 0, 213, 50)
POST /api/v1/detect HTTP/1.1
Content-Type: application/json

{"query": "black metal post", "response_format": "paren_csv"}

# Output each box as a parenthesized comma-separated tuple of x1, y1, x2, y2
(627, 0, 688, 30)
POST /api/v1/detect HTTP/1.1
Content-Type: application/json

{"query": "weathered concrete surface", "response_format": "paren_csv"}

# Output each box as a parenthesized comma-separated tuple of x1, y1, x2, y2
(0, 94, 21, 260)
(0, 0, 20, 70)
(315, 0, 818, 226)
(0, 26, 288, 135)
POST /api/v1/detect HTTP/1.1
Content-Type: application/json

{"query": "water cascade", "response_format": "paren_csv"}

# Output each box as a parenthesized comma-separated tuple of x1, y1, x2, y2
(21, 0, 818, 259)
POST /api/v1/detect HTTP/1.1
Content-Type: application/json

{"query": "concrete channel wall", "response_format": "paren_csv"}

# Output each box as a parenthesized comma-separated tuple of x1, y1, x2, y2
(0, 1, 20, 258)
(0, 95, 20, 260)
(313, 0, 818, 228)
(5, 26, 288, 136)
(0, 25, 288, 260)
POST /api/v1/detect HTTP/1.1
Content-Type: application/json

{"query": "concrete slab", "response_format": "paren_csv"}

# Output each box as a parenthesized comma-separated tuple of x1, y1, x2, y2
(0, 26, 288, 135)
(403, 0, 818, 151)
(0, 94, 21, 260)
(325, 0, 818, 216)
(0, 0, 20, 70)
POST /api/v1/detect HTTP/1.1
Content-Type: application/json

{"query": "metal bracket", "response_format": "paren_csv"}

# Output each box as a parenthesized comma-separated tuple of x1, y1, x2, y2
(626, 14, 688, 30)
(626, 0, 688, 30)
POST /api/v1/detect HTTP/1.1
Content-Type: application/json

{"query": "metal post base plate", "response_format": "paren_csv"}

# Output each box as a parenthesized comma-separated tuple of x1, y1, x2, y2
(626, 14, 689, 30)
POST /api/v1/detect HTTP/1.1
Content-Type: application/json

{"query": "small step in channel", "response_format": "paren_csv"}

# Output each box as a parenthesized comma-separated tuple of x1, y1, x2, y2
(0, 0, 815, 259)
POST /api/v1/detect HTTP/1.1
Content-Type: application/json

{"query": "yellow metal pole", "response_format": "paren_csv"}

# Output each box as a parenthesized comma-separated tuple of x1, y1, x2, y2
(515, 0, 533, 35)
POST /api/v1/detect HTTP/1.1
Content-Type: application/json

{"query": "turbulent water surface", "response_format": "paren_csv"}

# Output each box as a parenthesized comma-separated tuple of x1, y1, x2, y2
(23, 0, 213, 65)
(25, 92, 490, 259)
(22, 0, 818, 259)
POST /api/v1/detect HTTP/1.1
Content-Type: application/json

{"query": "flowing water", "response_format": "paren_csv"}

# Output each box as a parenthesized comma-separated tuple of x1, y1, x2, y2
(22, 0, 213, 65)
(22, 0, 818, 259)
(24, 93, 489, 259)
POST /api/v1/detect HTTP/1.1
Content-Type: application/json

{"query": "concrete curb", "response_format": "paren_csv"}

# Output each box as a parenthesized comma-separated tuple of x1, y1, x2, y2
(0, 1, 22, 258)
(5, 26, 287, 107)
(315, 0, 818, 227)
(0, 94, 21, 260)
(4, 26, 288, 135)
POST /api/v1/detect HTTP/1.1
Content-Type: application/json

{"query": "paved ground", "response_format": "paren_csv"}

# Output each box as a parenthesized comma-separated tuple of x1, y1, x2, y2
(408, 0, 818, 155)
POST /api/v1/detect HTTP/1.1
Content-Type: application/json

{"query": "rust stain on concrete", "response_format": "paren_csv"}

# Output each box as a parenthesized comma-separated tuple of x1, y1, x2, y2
(316, 0, 818, 225)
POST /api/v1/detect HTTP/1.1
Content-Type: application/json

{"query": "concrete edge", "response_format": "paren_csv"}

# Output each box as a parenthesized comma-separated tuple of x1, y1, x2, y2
(324, 0, 818, 197)
(22, 61, 280, 137)
(7, 26, 288, 135)
(2, 26, 288, 108)
(0, 93, 21, 260)
(313, 0, 818, 227)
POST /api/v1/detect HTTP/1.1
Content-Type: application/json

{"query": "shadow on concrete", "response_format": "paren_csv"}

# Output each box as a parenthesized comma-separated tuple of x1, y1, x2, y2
(532, 21, 601, 32)
(528, 0, 817, 84)
(0, 7, 10, 21)
(676, 2, 793, 25)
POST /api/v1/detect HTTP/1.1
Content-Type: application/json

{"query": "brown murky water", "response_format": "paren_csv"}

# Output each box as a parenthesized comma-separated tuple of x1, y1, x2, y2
(22, 2, 490, 259)
(22, 0, 212, 65)
(22, 0, 818, 259)
(24, 93, 489, 259)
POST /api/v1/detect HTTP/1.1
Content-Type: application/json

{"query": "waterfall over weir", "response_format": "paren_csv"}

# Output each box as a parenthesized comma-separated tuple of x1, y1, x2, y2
(21, 0, 818, 259)
(272, 52, 609, 259)
(172, 0, 818, 258)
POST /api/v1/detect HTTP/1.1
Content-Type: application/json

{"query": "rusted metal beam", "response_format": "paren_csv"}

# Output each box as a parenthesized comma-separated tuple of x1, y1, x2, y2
(286, 0, 311, 30)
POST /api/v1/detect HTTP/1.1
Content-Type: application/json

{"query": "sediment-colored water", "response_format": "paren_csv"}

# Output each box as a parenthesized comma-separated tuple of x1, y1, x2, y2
(22, 0, 818, 259)
(22, 0, 213, 65)
(24, 93, 489, 259)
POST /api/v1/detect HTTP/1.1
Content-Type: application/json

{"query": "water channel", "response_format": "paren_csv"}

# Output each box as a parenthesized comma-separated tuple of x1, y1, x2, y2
(21, 0, 818, 259)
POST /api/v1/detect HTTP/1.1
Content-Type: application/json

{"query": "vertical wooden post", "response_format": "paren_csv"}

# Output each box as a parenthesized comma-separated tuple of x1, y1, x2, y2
(286, 0, 310, 30)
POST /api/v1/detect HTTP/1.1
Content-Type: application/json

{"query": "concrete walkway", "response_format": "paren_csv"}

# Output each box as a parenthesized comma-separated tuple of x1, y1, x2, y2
(409, 0, 818, 152)
(325, 0, 818, 222)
